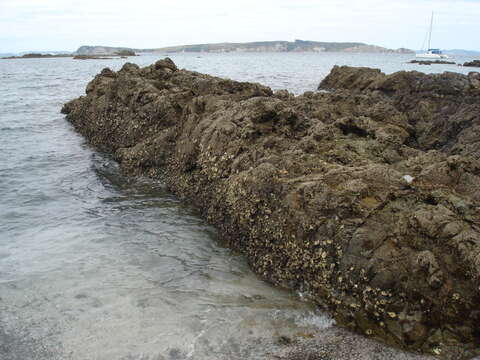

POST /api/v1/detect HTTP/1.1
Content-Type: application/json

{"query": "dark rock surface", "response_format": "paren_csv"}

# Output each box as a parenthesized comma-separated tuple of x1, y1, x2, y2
(464, 60, 480, 68)
(408, 60, 456, 65)
(62, 60, 480, 359)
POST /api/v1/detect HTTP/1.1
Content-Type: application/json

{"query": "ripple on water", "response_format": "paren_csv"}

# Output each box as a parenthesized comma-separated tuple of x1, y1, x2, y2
(1, 53, 465, 359)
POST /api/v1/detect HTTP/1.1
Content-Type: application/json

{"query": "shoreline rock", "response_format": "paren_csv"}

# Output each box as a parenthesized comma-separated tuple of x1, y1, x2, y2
(408, 60, 456, 65)
(464, 60, 480, 68)
(62, 59, 480, 359)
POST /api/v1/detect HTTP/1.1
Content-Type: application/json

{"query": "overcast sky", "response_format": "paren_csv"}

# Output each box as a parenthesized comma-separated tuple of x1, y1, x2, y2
(0, 0, 479, 53)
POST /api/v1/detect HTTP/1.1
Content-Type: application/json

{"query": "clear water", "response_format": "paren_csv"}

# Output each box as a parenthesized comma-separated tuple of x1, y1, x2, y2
(0, 53, 476, 360)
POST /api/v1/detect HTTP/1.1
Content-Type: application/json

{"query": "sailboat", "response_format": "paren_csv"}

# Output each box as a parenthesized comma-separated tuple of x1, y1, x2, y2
(416, 12, 450, 59)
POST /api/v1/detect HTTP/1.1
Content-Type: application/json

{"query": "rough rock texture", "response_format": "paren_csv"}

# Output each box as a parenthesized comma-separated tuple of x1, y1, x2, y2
(62, 60, 480, 359)
(464, 60, 480, 68)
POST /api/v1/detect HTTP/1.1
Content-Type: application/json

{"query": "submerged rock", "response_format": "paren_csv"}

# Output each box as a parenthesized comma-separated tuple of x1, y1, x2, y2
(62, 60, 480, 358)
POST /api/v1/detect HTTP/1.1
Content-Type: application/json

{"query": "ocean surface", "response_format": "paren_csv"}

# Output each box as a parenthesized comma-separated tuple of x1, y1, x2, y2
(0, 53, 478, 360)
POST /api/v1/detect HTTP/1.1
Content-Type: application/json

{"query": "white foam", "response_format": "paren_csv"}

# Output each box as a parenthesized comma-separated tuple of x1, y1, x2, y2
(295, 311, 336, 329)
(403, 174, 414, 184)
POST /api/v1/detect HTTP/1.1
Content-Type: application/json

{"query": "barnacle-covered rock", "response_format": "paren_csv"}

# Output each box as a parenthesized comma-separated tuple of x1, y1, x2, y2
(62, 60, 480, 359)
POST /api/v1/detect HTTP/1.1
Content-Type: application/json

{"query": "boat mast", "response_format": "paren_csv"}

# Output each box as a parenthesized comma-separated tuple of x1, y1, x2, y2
(427, 11, 434, 50)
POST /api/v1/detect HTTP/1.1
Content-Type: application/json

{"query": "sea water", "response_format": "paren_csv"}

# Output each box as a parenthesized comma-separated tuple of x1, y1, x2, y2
(1, 52, 476, 359)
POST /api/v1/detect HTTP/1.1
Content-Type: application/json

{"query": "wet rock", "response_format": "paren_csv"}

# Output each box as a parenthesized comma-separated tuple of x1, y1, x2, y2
(62, 60, 480, 358)
(154, 57, 178, 71)
(468, 72, 480, 90)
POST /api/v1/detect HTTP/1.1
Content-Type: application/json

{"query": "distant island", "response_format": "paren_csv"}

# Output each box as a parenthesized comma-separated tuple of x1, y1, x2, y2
(75, 40, 414, 55)
(3, 50, 137, 60)
(6, 41, 480, 59)
(2, 53, 72, 59)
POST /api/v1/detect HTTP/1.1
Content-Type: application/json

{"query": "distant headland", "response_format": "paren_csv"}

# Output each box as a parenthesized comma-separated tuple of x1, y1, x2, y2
(5, 40, 480, 59)
(2, 49, 137, 60)
(75, 40, 414, 55)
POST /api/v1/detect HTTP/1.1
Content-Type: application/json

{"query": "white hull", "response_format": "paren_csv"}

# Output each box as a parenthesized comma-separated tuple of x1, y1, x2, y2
(416, 13, 451, 60)
(416, 53, 450, 59)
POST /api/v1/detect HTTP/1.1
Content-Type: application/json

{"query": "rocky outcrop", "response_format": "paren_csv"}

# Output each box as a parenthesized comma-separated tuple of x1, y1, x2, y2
(409, 60, 456, 65)
(464, 60, 480, 68)
(62, 60, 480, 359)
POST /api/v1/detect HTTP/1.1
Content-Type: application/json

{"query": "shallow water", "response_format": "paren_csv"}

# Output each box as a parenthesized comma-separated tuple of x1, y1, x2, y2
(0, 53, 477, 359)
